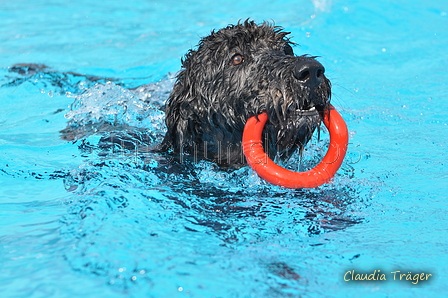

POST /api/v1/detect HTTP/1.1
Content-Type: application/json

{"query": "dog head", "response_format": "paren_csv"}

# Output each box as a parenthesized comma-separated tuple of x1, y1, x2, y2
(162, 20, 331, 168)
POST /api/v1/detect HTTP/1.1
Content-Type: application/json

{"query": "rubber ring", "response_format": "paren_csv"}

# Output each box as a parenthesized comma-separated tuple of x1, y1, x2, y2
(242, 104, 348, 188)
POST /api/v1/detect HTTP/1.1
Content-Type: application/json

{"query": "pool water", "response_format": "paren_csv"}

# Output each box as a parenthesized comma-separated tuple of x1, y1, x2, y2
(1, 0, 447, 297)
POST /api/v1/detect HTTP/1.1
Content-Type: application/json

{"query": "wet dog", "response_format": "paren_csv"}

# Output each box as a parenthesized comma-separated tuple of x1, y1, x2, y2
(161, 20, 331, 168)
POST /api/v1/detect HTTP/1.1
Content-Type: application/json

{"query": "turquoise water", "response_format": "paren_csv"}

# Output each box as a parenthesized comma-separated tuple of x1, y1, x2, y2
(1, 0, 447, 297)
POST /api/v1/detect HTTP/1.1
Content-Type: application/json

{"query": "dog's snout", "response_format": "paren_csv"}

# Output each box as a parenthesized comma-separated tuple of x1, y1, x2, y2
(293, 60, 325, 87)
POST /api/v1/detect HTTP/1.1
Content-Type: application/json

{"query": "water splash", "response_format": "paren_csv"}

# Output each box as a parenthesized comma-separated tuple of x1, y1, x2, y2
(64, 81, 166, 130)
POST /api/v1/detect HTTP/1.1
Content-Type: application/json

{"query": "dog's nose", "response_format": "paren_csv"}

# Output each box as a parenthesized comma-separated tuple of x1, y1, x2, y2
(293, 59, 325, 88)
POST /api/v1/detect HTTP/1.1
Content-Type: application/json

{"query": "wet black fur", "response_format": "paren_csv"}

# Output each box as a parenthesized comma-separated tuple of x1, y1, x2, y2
(162, 20, 331, 168)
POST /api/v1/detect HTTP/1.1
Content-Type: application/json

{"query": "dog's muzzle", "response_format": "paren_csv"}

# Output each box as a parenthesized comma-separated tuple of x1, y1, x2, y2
(293, 58, 327, 113)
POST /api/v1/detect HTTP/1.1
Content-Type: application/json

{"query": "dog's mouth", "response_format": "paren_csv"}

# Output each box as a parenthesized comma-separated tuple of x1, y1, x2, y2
(296, 105, 318, 116)
(293, 100, 329, 118)
(263, 93, 329, 126)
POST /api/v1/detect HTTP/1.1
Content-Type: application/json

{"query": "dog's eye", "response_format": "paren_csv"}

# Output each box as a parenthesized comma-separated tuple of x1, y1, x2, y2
(230, 54, 244, 66)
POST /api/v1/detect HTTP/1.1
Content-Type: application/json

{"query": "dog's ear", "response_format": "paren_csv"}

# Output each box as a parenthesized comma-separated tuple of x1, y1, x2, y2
(162, 66, 200, 152)
(164, 73, 187, 148)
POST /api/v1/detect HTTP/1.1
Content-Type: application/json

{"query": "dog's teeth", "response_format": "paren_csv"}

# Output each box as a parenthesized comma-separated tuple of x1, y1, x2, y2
(297, 106, 316, 112)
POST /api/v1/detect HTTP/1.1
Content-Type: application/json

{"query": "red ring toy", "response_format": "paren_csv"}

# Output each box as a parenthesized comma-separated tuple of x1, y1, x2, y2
(242, 104, 348, 188)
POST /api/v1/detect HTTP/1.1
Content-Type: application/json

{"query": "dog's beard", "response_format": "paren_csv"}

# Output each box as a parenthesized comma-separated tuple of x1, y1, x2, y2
(269, 111, 320, 159)
(260, 84, 330, 161)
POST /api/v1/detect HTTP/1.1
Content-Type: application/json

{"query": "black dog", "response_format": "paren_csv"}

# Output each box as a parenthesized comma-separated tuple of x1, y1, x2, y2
(161, 20, 331, 168)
